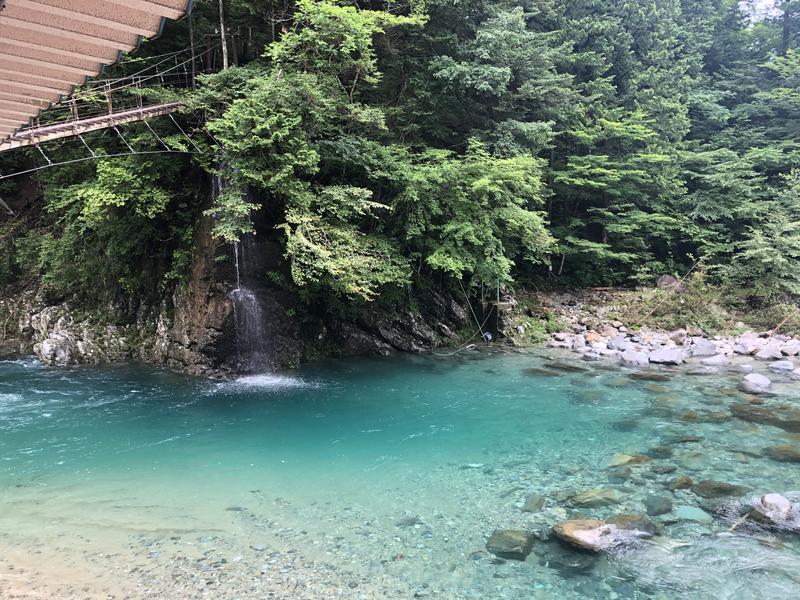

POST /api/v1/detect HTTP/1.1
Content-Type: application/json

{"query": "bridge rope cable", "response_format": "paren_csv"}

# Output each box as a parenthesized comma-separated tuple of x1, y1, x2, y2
(0, 150, 196, 181)
(113, 127, 135, 154)
(78, 135, 96, 158)
(144, 119, 171, 151)
(168, 114, 203, 152)
(35, 144, 52, 166)
(8, 44, 218, 135)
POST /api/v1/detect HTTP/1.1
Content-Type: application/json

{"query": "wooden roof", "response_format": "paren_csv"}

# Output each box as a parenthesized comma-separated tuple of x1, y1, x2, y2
(0, 0, 192, 141)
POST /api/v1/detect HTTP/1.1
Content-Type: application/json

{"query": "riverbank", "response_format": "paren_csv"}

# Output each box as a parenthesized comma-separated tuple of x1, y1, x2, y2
(514, 288, 800, 396)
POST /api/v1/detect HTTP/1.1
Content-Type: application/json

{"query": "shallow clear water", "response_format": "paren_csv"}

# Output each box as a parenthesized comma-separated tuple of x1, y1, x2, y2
(0, 351, 799, 599)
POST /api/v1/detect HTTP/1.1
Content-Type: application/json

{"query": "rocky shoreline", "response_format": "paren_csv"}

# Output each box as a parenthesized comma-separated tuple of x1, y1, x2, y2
(544, 300, 800, 396)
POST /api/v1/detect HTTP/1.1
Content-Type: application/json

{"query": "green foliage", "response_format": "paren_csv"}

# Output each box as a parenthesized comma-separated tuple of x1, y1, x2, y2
(2, 0, 799, 314)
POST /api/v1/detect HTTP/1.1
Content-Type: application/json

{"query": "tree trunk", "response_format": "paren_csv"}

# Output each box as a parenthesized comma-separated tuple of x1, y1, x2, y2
(218, 0, 229, 70)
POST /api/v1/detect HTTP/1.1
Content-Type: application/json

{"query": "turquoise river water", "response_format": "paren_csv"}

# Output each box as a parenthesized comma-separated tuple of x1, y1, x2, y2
(0, 350, 798, 599)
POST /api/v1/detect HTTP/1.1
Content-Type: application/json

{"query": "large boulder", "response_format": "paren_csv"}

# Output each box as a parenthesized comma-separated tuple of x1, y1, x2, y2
(649, 347, 686, 365)
(486, 529, 534, 560)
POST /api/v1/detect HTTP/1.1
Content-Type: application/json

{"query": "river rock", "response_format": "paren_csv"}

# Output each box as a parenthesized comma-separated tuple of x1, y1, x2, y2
(608, 336, 631, 351)
(571, 488, 625, 507)
(691, 338, 718, 357)
(739, 373, 771, 394)
(667, 476, 694, 490)
(629, 372, 671, 382)
(781, 341, 800, 356)
(745, 493, 799, 529)
(620, 350, 650, 367)
(486, 529, 534, 560)
(701, 354, 729, 367)
(673, 505, 713, 523)
(768, 360, 795, 372)
(730, 403, 800, 432)
(691, 480, 749, 498)
(522, 493, 546, 513)
(649, 347, 686, 365)
(608, 453, 650, 467)
(755, 346, 784, 361)
(644, 495, 673, 516)
(537, 540, 597, 575)
(552, 517, 653, 553)
(764, 444, 800, 463)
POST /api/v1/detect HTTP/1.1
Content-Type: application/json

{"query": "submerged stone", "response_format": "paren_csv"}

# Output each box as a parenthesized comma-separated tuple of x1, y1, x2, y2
(673, 505, 713, 523)
(552, 517, 653, 553)
(544, 361, 591, 373)
(571, 488, 625, 507)
(523, 367, 561, 377)
(486, 529, 534, 560)
(608, 453, 650, 467)
(667, 476, 694, 490)
(629, 372, 672, 382)
(691, 480, 749, 498)
(763, 444, 800, 463)
(644, 496, 673, 516)
(731, 403, 800, 432)
(538, 540, 598, 574)
(647, 446, 673, 459)
(522, 493, 546, 513)
(643, 383, 669, 394)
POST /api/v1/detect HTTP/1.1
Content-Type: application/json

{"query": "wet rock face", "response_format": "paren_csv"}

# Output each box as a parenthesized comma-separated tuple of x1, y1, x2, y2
(486, 529, 534, 560)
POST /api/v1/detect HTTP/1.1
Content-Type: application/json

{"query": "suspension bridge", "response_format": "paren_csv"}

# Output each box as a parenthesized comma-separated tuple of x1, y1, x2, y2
(0, 0, 197, 166)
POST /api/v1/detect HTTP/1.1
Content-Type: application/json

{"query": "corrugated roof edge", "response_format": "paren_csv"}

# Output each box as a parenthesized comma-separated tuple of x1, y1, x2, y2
(1, 1, 193, 142)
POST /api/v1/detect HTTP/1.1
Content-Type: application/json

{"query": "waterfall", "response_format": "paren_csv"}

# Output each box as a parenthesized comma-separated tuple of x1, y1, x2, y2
(214, 176, 269, 372)
(230, 241, 269, 372)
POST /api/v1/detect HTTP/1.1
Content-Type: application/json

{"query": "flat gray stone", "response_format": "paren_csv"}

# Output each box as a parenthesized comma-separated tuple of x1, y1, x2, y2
(621, 349, 649, 367)
(701, 354, 728, 366)
(673, 505, 713, 523)
(649, 347, 686, 365)
(691, 338, 718, 357)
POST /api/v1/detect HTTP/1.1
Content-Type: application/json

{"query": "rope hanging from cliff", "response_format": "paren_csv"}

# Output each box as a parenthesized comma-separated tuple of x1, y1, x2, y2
(432, 280, 493, 357)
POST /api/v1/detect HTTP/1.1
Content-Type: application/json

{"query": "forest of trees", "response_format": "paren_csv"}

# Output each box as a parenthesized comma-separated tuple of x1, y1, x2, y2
(0, 0, 799, 311)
